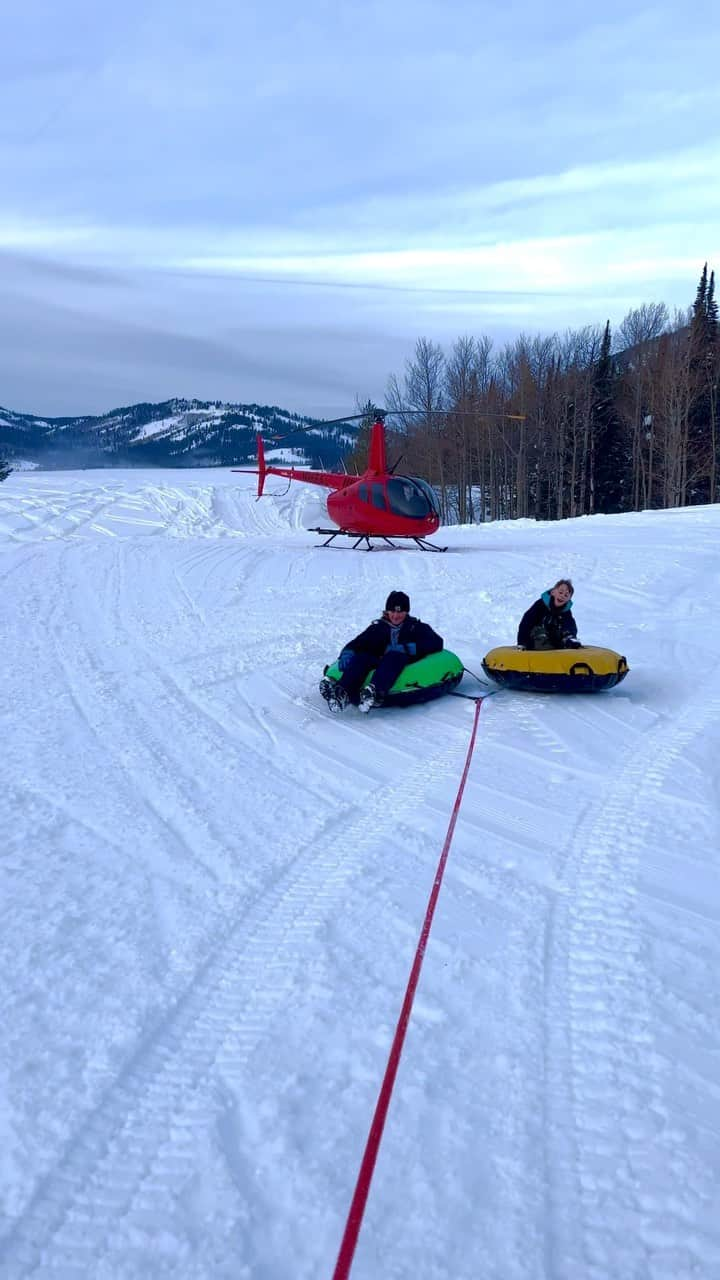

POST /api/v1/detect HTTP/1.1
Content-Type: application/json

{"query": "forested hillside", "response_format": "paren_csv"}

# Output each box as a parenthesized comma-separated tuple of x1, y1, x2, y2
(377, 264, 719, 523)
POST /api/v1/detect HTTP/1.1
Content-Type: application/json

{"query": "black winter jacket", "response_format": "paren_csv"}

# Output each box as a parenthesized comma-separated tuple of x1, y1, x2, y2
(517, 593, 578, 649)
(345, 615, 443, 661)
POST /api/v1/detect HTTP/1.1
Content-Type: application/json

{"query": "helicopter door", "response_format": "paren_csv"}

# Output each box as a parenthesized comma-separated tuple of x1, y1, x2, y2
(371, 483, 387, 510)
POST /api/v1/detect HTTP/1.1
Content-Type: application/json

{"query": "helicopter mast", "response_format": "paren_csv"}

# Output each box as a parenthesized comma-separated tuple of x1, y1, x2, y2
(367, 417, 387, 476)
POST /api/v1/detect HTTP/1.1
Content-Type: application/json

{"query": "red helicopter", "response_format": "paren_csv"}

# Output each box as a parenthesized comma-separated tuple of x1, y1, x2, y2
(234, 408, 525, 551)
(235, 410, 447, 550)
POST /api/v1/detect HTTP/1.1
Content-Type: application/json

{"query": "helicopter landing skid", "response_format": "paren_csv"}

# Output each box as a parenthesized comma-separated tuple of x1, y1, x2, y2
(309, 527, 447, 552)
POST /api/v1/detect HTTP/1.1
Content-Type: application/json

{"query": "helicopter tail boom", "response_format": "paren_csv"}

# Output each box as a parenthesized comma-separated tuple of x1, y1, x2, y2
(232, 432, 351, 492)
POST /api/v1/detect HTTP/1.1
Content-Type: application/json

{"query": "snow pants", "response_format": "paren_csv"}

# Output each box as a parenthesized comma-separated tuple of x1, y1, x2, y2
(336, 651, 410, 704)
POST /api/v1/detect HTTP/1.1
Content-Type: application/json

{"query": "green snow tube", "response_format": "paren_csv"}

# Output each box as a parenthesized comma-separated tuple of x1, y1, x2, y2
(323, 649, 464, 708)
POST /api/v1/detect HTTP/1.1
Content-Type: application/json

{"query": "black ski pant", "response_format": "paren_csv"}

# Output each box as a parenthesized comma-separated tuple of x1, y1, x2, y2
(337, 651, 410, 703)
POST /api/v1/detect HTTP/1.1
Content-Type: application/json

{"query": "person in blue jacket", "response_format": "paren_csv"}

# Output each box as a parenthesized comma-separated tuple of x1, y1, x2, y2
(517, 579, 582, 650)
(320, 590, 443, 713)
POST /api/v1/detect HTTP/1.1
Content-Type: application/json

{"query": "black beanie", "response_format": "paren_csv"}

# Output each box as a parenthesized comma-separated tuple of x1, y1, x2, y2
(385, 590, 410, 612)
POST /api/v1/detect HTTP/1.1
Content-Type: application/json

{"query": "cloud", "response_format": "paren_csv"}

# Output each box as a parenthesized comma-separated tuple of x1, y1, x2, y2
(0, 256, 414, 415)
(0, 250, 134, 289)
(1, 0, 718, 414)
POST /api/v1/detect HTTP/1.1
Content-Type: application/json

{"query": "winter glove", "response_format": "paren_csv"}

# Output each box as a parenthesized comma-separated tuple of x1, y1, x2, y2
(338, 649, 355, 671)
(563, 638, 582, 649)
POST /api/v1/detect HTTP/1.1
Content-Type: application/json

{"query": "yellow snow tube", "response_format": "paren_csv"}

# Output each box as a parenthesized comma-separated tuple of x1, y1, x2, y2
(482, 645, 629, 693)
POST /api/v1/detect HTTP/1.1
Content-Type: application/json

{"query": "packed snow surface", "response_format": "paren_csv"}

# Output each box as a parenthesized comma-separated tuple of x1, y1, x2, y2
(1, 469, 719, 1280)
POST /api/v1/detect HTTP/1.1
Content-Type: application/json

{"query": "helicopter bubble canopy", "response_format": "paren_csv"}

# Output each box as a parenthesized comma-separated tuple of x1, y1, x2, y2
(355, 476, 440, 518)
(387, 476, 441, 518)
(405, 477, 441, 517)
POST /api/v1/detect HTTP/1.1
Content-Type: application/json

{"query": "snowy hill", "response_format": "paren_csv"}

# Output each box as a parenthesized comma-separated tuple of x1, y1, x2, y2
(1, 468, 719, 1280)
(0, 399, 357, 471)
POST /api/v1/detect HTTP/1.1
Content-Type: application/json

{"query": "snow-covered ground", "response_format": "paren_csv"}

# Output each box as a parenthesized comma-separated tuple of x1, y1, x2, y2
(1, 469, 719, 1280)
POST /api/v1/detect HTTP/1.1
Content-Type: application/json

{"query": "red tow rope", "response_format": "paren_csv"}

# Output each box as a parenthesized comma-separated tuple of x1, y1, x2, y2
(332, 695, 485, 1280)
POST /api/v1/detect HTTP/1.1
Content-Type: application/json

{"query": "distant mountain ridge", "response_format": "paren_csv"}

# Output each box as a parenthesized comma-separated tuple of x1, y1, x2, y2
(0, 398, 357, 471)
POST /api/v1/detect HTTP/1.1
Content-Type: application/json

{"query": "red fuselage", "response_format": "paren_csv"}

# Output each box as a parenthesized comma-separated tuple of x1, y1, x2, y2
(327, 475, 440, 537)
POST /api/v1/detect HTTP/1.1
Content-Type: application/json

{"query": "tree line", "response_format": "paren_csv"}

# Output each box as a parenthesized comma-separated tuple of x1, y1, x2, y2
(352, 264, 719, 524)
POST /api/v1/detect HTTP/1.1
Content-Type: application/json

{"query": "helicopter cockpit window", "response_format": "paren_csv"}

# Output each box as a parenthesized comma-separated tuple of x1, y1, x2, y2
(371, 484, 387, 510)
(408, 477, 441, 517)
(386, 477, 436, 518)
(359, 483, 369, 504)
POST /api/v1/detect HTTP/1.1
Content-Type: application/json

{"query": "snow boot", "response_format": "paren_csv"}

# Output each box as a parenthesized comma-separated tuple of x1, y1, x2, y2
(320, 677, 349, 713)
(358, 683, 380, 713)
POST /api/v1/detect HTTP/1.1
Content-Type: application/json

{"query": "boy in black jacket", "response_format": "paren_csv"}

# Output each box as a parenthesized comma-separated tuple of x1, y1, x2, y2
(320, 590, 443, 713)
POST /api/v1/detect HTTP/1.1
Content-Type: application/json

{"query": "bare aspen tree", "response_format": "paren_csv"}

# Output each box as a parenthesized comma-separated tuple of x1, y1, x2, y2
(444, 336, 486, 523)
(617, 302, 668, 509)
(400, 337, 447, 511)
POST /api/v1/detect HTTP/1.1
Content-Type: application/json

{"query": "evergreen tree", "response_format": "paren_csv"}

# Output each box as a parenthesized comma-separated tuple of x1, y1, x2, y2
(707, 270, 720, 502)
(706, 270, 718, 345)
(691, 262, 718, 353)
(0, 458, 13, 482)
(591, 321, 627, 513)
(688, 262, 719, 501)
(693, 262, 708, 323)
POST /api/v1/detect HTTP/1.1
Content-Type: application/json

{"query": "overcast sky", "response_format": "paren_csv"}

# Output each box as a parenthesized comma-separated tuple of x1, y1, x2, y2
(2, 0, 719, 417)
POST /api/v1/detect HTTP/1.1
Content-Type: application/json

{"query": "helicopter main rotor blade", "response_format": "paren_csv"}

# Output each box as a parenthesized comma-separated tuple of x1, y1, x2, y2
(268, 407, 526, 442)
(383, 409, 527, 421)
(269, 415, 363, 441)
